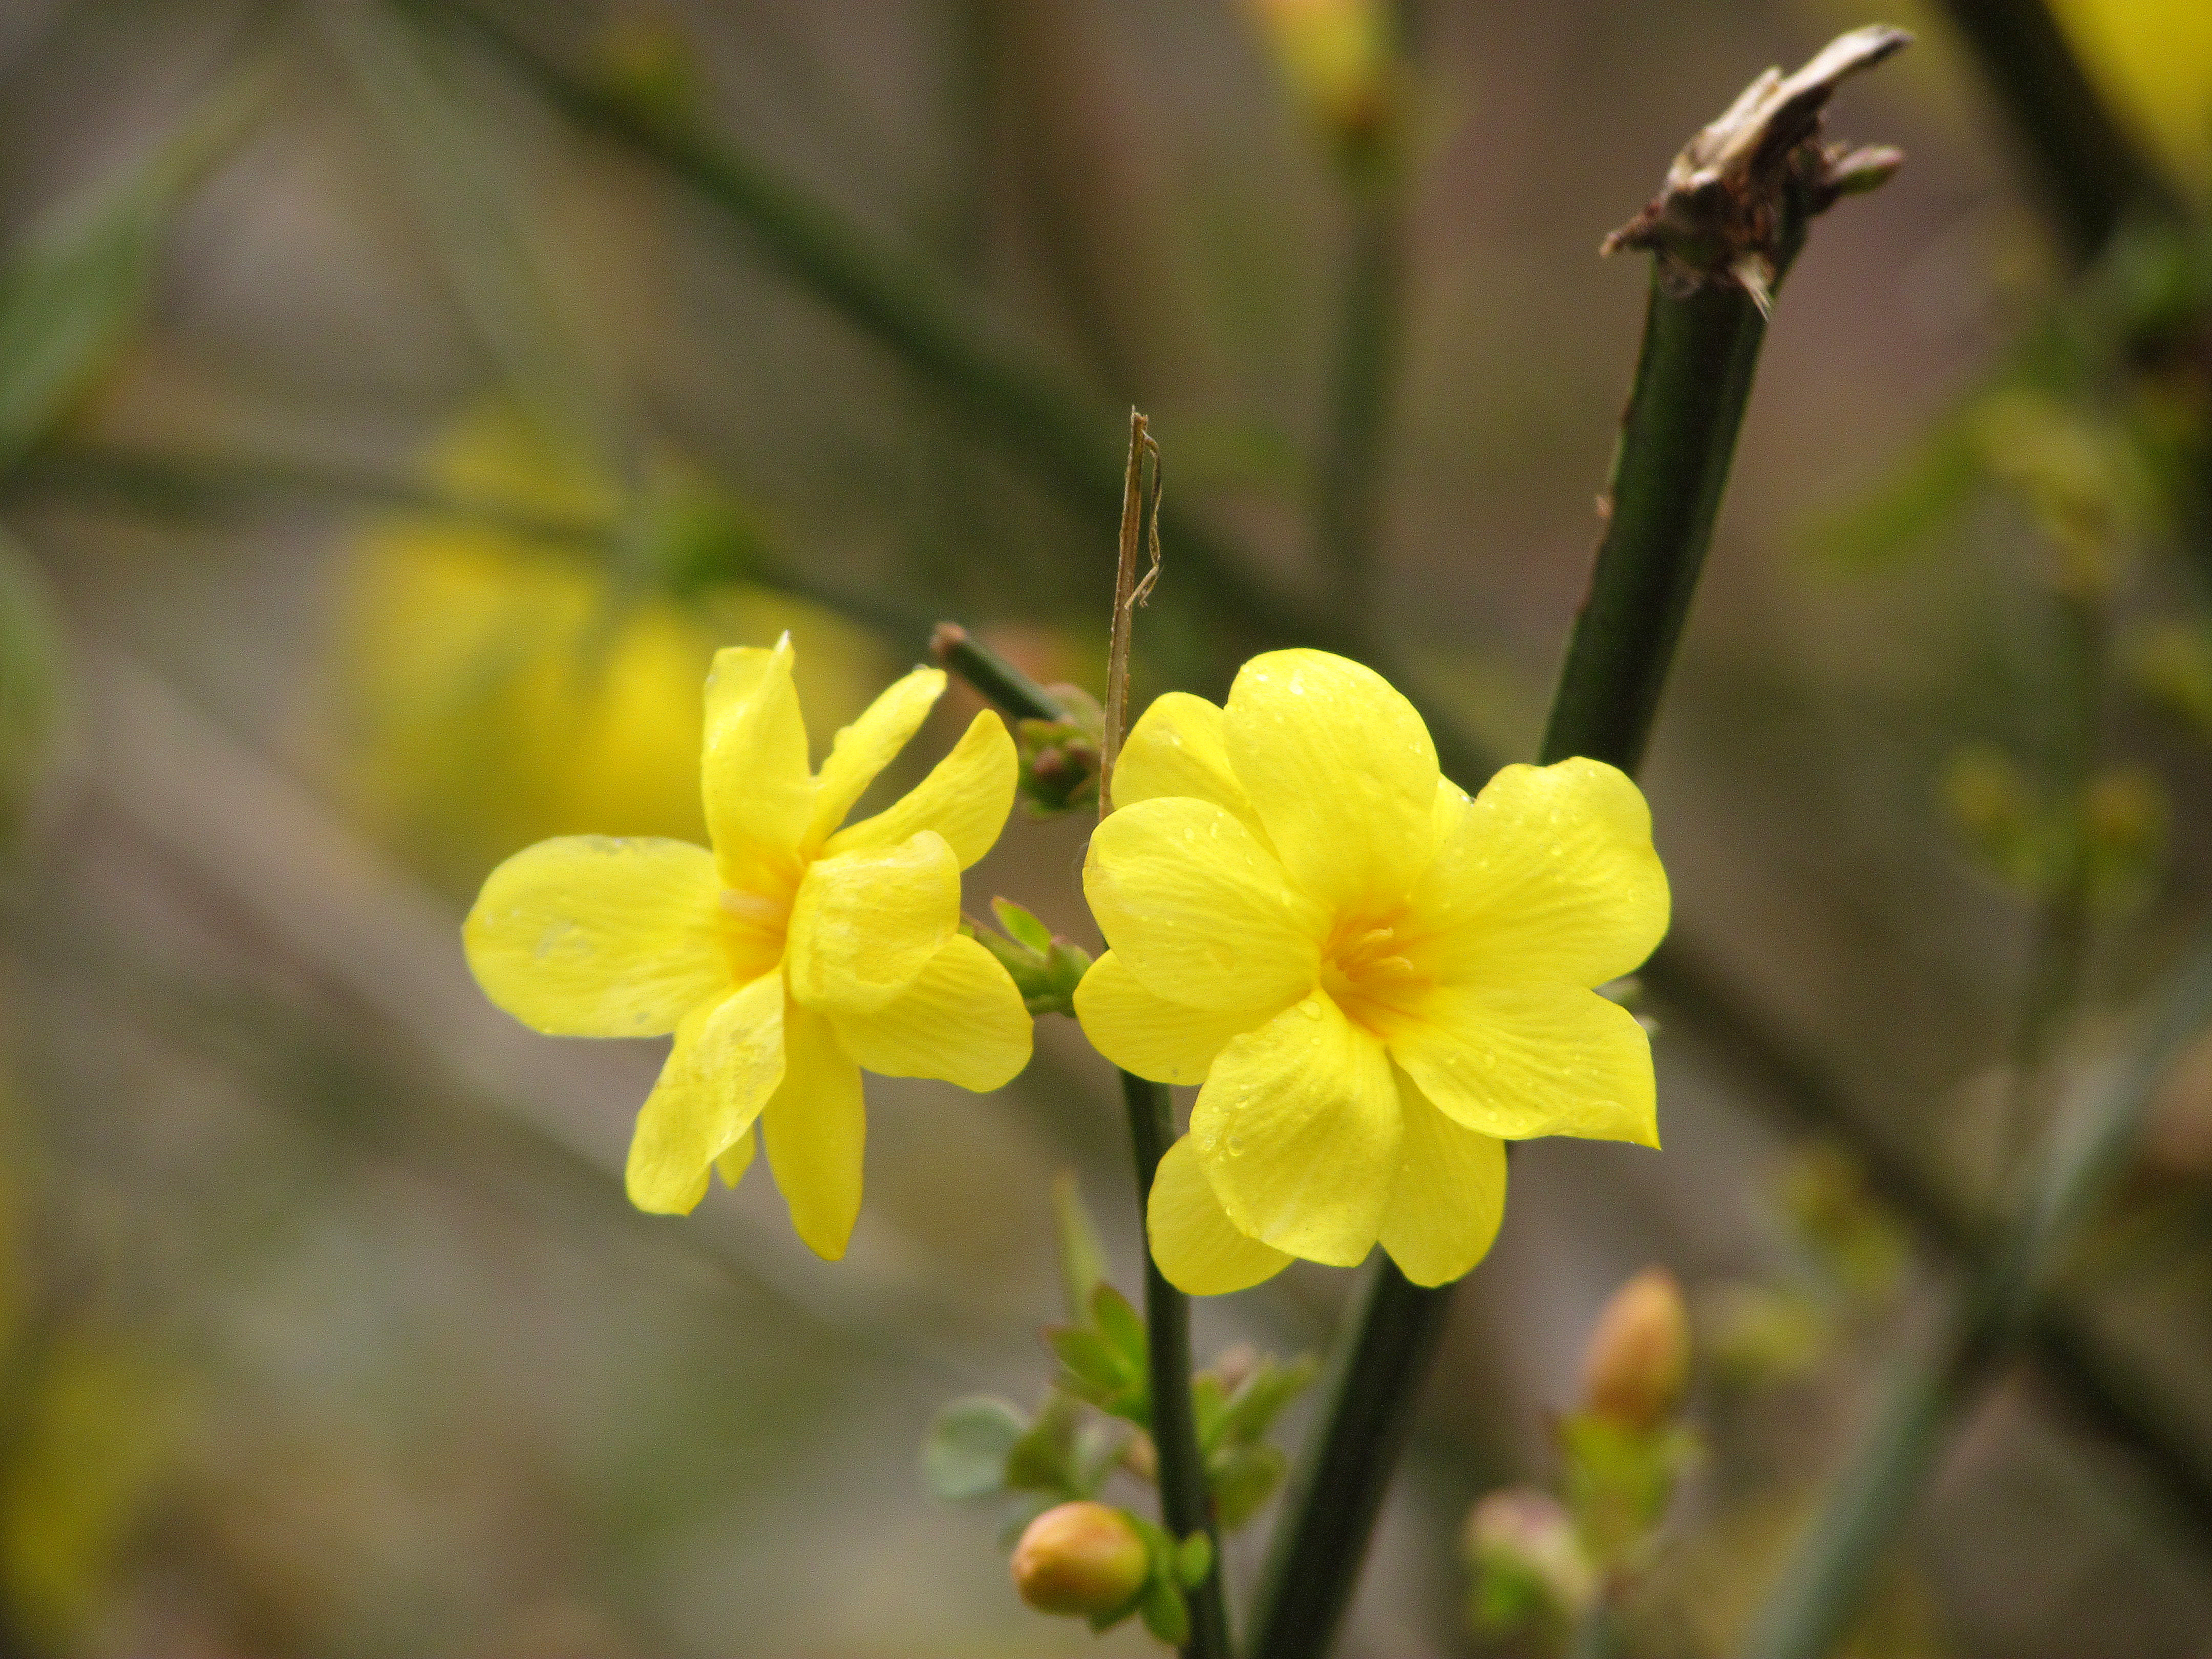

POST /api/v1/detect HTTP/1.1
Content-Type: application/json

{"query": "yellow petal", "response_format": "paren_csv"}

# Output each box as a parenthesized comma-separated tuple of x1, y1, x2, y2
(826, 933, 1033, 1091)
(760, 1001, 868, 1259)
(625, 973, 786, 1214)
(1084, 797, 1323, 1011)
(1223, 649, 1439, 913)
(1113, 692, 1267, 842)
(1375, 1069, 1506, 1287)
(786, 831, 960, 1014)
(1190, 992, 1401, 1265)
(1404, 758, 1669, 988)
(1147, 1136, 1293, 1295)
(1072, 951, 1278, 1085)
(1389, 983, 1658, 1146)
(715, 1128, 756, 1189)
(464, 836, 728, 1037)
(702, 639, 814, 888)
(827, 709, 1015, 869)
(805, 665, 945, 848)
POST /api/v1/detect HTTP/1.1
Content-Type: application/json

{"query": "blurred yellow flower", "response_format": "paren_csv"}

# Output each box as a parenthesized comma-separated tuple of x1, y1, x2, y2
(332, 410, 884, 892)
(1074, 650, 1668, 1292)
(2049, 0, 2212, 189)
(464, 637, 1033, 1249)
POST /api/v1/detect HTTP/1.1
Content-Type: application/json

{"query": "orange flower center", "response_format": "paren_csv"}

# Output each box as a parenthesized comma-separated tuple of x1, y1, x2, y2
(719, 874, 796, 982)
(1318, 909, 1430, 1040)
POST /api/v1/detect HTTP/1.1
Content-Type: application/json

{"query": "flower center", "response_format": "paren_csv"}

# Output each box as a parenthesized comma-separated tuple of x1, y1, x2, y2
(1318, 910, 1430, 1040)
(719, 876, 796, 982)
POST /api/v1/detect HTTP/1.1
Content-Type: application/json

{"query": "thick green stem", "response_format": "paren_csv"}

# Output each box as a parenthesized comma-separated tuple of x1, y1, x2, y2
(1743, 922, 2212, 1659)
(1123, 1072, 1230, 1659)
(1252, 264, 1779, 1659)
(1932, 0, 2181, 268)
(1540, 267, 1778, 774)
(1313, 185, 1407, 629)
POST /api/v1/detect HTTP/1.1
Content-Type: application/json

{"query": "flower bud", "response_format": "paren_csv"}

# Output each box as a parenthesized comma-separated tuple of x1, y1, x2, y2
(1462, 1487, 1597, 1632)
(1577, 1267, 1690, 1431)
(1011, 1501, 1150, 1619)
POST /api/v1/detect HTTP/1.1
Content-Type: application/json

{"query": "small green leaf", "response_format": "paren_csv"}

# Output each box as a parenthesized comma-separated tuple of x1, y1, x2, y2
(1051, 1172, 1107, 1324)
(1091, 1283, 1145, 1371)
(1137, 1573, 1189, 1647)
(993, 895, 1055, 954)
(1193, 1372, 1228, 1452)
(1208, 1442, 1288, 1530)
(1176, 1531, 1215, 1590)
(1048, 1325, 1130, 1396)
(1215, 1352, 1319, 1447)
(921, 1395, 1027, 1500)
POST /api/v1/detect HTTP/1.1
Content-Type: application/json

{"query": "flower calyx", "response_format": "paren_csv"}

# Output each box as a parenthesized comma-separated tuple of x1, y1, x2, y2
(968, 898, 1093, 1015)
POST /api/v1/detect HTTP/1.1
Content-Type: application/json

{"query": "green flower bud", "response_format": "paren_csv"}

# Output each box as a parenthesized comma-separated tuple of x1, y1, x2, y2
(1463, 1487, 1597, 1636)
(1577, 1267, 1690, 1431)
(1011, 1501, 1151, 1619)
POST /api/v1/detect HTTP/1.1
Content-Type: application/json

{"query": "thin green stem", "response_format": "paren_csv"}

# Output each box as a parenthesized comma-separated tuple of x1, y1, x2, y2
(1252, 259, 1783, 1659)
(1123, 1072, 1230, 1659)
(928, 622, 1065, 722)
(1742, 920, 2212, 1659)
(1932, 0, 2182, 268)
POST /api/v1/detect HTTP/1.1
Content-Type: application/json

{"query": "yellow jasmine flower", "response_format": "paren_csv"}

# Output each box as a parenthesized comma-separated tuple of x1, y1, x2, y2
(1074, 649, 1668, 1293)
(464, 636, 1033, 1253)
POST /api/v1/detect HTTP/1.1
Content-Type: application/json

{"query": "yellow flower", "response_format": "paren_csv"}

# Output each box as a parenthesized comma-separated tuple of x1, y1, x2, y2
(464, 636, 1034, 1251)
(1074, 650, 1668, 1292)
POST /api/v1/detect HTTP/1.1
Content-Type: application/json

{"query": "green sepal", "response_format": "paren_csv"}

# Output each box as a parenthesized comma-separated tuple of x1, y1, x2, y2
(993, 895, 1055, 954)
(1136, 1572, 1190, 1647)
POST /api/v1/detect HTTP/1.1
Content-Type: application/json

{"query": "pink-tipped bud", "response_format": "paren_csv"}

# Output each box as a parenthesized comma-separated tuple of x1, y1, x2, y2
(1578, 1267, 1691, 1430)
(1011, 1501, 1150, 1619)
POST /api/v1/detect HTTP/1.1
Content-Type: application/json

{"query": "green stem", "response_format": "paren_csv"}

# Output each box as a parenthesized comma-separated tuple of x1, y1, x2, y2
(1253, 262, 1781, 1659)
(1123, 1072, 1231, 1659)
(1932, 0, 2182, 268)
(1313, 173, 1407, 629)
(929, 623, 1065, 722)
(1742, 921, 2212, 1659)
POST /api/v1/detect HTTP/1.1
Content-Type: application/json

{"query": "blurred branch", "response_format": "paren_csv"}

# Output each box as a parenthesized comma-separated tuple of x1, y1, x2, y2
(7, 439, 933, 641)
(1931, 0, 2184, 267)
(1251, 33, 1910, 1659)
(1742, 919, 2212, 1659)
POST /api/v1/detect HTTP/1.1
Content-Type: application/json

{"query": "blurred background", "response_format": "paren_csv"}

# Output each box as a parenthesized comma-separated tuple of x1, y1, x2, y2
(0, 0, 2208, 1654)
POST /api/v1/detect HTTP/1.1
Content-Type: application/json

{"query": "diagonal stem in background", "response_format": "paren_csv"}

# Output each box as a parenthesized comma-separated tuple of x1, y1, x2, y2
(1741, 923, 2212, 1659)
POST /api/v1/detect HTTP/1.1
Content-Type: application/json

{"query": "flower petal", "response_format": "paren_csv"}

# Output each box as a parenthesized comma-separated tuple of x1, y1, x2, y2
(1224, 649, 1439, 913)
(805, 665, 945, 848)
(1113, 692, 1266, 841)
(1072, 951, 1277, 1085)
(1403, 758, 1669, 989)
(1389, 983, 1658, 1146)
(464, 836, 727, 1037)
(1375, 1069, 1506, 1287)
(703, 639, 814, 888)
(760, 1001, 868, 1259)
(1147, 1136, 1293, 1295)
(786, 831, 960, 1014)
(827, 709, 1015, 871)
(1084, 797, 1323, 1011)
(715, 1128, 756, 1189)
(826, 933, 1033, 1091)
(625, 973, 785, 1214)
(1190, 992, 1401, 1265)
